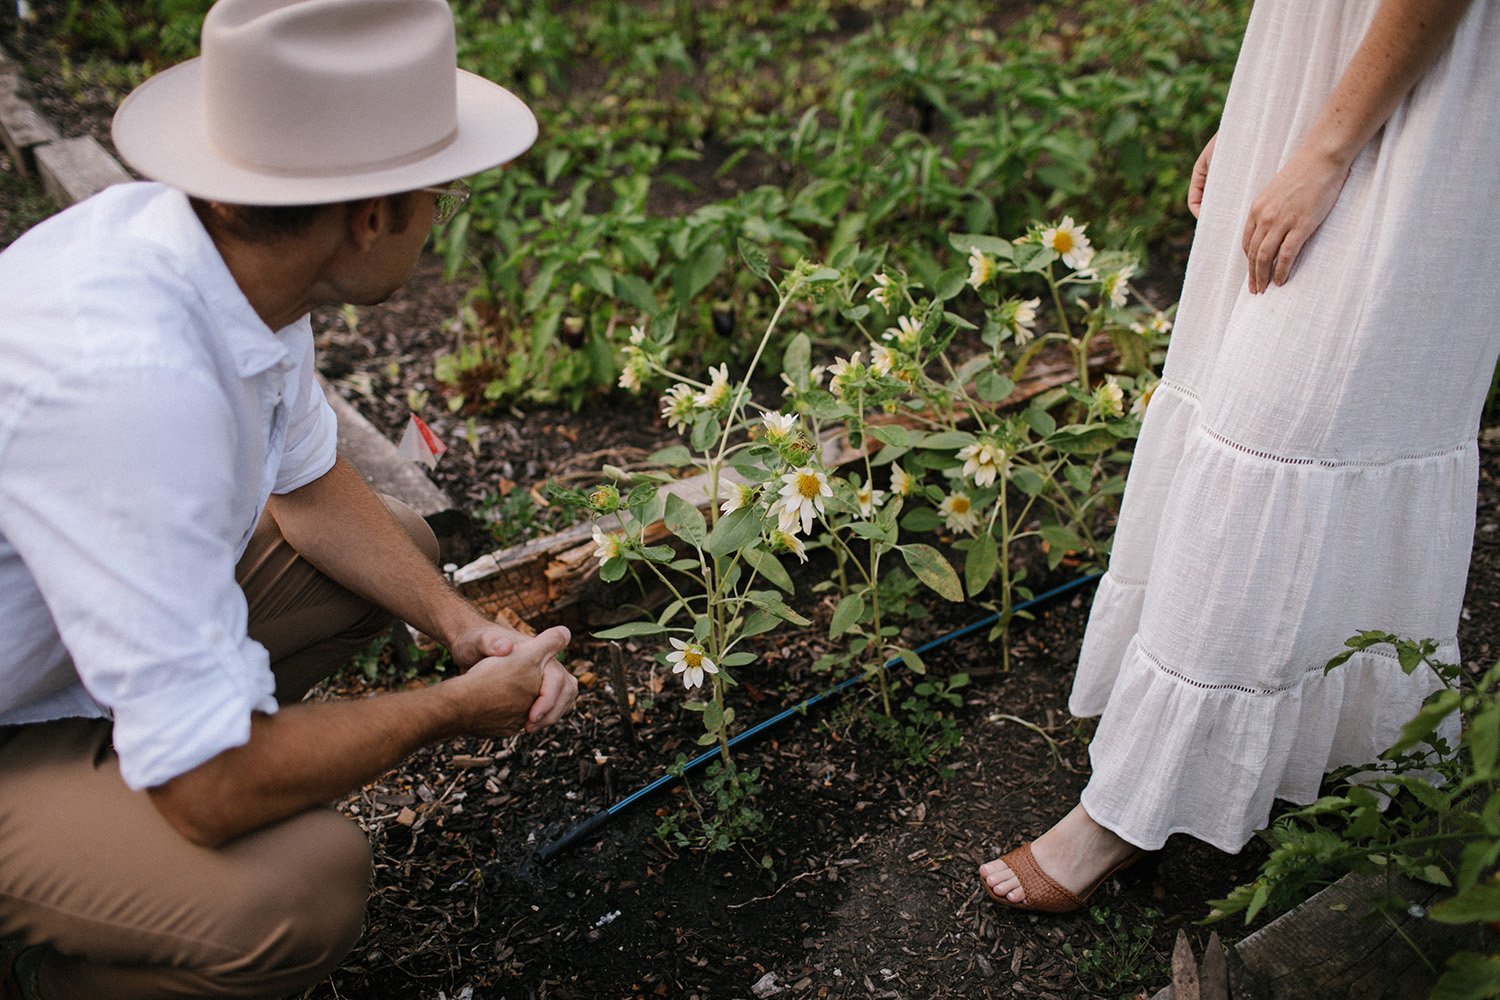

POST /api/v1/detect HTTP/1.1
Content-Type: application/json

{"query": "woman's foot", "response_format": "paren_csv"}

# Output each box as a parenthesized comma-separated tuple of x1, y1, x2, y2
(980, 803, 1139, 907)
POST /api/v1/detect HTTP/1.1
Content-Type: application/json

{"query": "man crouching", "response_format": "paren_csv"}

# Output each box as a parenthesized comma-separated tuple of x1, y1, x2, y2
(0, 1, 575, 996)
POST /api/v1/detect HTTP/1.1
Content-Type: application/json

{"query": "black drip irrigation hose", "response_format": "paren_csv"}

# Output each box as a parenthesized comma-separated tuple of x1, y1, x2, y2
(534, 571, 1102, 862)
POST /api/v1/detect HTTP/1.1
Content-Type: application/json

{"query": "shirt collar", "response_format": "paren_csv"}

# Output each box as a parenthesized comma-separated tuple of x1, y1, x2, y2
(159, 185, 296, 379)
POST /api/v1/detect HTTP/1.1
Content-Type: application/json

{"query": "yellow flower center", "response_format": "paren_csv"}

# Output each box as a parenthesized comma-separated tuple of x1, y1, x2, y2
(796, 473, 822, 500)
(1052, 231, 1074, 254)
(683, 649, 703, 669)
(951, 496, 971, 514)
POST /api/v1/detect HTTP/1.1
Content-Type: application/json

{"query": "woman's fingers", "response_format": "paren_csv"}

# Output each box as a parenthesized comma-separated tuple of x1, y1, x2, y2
(1188, 132, 1216, 218)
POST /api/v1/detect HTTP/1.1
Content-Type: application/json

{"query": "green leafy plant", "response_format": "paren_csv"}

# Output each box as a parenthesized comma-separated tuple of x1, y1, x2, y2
(556, 216, 1168, 847)
(1209, 634, 1500, 1000)
(1061, 905, 1168, 996)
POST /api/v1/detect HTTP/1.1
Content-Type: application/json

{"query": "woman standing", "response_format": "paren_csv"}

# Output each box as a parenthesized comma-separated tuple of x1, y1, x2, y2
(982, 0, 1499, 912)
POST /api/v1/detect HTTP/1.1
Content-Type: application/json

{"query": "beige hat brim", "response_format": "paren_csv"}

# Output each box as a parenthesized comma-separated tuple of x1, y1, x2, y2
(112, 59, 538, 205)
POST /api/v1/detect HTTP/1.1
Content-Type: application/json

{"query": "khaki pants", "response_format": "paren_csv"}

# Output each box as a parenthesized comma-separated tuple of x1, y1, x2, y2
(0, 498, 438, 999)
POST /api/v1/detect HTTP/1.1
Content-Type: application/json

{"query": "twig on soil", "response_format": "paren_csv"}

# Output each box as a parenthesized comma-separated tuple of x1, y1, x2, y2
(987, 712, 1084, 774)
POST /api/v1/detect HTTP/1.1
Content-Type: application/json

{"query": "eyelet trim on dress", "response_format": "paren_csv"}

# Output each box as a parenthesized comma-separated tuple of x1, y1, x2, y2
(1136, 636, 1456, 696)
(1157, 377, 1471, 468)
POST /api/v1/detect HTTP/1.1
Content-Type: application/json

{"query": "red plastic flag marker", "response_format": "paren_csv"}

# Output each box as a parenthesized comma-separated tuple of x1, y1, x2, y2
(396, 412, 447, 469)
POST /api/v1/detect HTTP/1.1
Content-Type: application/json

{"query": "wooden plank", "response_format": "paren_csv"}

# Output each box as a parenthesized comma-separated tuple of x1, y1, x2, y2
(1199, 932, 1230, 1000)
(1150, 871, 1491, 1000)
(319, 375, 455, 521)
(0, 91, 59, 176)
(34, 136, 132, 207)
(1171, 930, 1201, 1000)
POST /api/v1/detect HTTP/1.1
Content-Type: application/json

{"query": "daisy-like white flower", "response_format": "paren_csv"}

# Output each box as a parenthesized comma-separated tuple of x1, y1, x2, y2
(1041, 216, 1093, 271)
(618, 356, 647, 393)
(666, 637, 719, 690)
(891, 462, 915, 497)
(1009, 297, 1040, 345)
(776, 466, 833, 535)
(870, 344, 899, 377)
(828, 352, 865, 399)
(867, 272, 897, 309)
(694, 363, 732, 408)
(591, 525, 624, 566)
(770, 529, 809, 563)
(938, 492, 981, 535)
(856, 481, 887, 518)
(1101, 263, 1136, 309)
(660, 383, 696, 432)
(1148, 311, 1173, 335)
(762, 411, 798, 442)
(882, 315, 922, 351)
(957, 440, 1006, 488)
(967, 248, 996, 290)
(1095, 375, 1125, 418)
(719, 480, 757, 515)
(1131, 378, 1158, 417)
(628, 324, 647, 345)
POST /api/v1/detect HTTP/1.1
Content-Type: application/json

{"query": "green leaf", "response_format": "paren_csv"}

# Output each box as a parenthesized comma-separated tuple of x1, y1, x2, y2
(740, 239, 771, 280)
(650, 444, 694, 467)
(593, 621, 667, 639)
(830, 594, 865, 638)
(869, 424, 915, 448)
(917, 431, 978, 450)
(739, 608, 781, 637)
(934, 267, 968, 302)
(1048, 425, 1116, 455)
(707, 506, 762, 556)
(664, 492, 707, 546)
(901, 507, 942, 533)
(896, 648, 927, 675)
(976, 370, 1014, 402)
(673, 242, 727, 307)
(783, 333, 811, 384)
(948, 233, 1015, 259)
(1038, 523, 1086, 553)
(744, 546, 794, 594)
(748, 593, 812, 626)
(1010, 467, 1045, 496)
(900, 544, 964, 602)
(690, 412, 722, 451)
(965, 531, 998, 596)
(1023, 404, 1057, 437)
(613, 273, 657, 313)
(1429, 883, 1500, 925)
(1245, 881, 1271, 924)
(720, 651, 757, 668)
(600, 557, 627, 583)
(1430, 952, 1500, 1000)
(1468, 704, 1499, 777)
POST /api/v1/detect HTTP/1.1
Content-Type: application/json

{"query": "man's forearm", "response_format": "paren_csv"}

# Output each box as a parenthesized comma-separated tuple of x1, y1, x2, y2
(148, 683, 462, 847)
(268, 455, 487, 647)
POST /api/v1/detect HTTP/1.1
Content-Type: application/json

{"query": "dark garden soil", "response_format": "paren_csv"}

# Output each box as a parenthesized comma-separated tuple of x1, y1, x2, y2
(5, 7, 1500, 998)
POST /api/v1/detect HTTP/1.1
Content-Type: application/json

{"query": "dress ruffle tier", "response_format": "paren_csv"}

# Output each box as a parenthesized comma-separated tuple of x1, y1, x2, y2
(1072, 382, 1468, 851)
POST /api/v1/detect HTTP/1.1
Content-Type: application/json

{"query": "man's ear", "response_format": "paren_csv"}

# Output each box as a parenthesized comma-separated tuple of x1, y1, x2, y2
(343, 197, 386, 251)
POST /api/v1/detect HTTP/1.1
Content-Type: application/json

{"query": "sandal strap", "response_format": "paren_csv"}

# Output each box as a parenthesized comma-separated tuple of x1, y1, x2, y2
(999, 842, 1086, 914)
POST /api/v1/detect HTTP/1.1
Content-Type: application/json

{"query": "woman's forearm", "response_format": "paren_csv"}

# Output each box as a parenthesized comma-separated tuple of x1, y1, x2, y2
(1304, 0, 1474, 169)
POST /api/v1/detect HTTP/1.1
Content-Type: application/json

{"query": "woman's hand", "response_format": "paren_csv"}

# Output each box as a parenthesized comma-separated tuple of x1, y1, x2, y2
(1188, 132, 1216, 219)
(1241, 145, 1352, 294)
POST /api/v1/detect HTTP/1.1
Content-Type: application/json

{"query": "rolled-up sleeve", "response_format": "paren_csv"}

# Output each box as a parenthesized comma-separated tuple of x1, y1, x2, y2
(272, 319, 338, 494)
(0, 362, 279, 789)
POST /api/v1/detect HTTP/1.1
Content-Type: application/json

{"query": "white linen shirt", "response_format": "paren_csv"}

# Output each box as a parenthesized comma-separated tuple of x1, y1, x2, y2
(0, 182, 339, 789)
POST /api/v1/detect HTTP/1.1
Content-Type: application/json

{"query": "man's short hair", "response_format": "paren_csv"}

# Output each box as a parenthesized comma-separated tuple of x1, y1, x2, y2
(189, 194, 416, 244)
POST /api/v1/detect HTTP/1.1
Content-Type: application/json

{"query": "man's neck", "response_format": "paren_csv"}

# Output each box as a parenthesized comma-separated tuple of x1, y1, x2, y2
(192, 203, 340, 332)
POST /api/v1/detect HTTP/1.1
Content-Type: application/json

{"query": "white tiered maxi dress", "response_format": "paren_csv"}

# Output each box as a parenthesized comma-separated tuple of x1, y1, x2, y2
(1070, 0, 1500, 853)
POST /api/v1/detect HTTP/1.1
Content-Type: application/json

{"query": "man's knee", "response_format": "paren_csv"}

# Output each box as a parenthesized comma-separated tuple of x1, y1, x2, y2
(204, 810, 372, 997)
(379, 495, 439, 566)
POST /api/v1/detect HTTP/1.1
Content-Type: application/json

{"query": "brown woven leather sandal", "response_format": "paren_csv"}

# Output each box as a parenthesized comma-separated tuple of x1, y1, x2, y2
(982, 841, 1141, 914)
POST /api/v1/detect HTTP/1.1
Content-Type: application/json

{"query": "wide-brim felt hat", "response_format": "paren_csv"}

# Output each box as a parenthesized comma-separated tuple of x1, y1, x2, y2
(112, 0, 538, 205)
